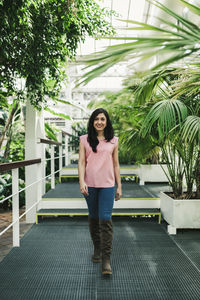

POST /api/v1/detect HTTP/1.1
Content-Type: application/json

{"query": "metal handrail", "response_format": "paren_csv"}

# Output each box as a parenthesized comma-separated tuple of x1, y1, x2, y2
(0, 165, 62, 205)
(49, 155, 65, 160)
(62, 130, 72, 136)
(0, 148, 66, 246)
(39, 138, 62, 146)
(0, 159, 41, 172)
(0, 127, 70, 247)
(0, 166, 62, 237)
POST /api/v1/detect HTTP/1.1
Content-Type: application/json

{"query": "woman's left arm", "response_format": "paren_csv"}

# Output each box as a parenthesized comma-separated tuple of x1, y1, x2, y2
(113, 144, 122, 201)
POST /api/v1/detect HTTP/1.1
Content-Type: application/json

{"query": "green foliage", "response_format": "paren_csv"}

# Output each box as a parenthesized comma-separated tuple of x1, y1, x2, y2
(141, 99, 188, 138)
(68, 122, 87, 153)
(45, 178, 60, 193)
(139, 72, 200, 198)
(0, 108, 7, 127)
(45, 108, 71, 120)
(0, 0, 116, 108)
(0, 98, 24, 159)
(0, 174, 25, 210)
(45, 122, 59, 142)
(182, 115, 200, 144)
(89, 66, 200, 198)
(88, 86, 161, 164)
(8, 131, 25, 162)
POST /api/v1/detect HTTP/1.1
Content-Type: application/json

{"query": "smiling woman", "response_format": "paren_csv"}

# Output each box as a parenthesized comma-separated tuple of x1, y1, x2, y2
(78, 108, 122, 275)
(93, 113, 107, 134)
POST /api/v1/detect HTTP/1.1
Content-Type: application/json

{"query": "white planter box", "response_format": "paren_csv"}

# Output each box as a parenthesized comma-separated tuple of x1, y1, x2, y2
(60, 164, 169, 185)
(139, 164, 169, 185)
(160, 191, 200, 234)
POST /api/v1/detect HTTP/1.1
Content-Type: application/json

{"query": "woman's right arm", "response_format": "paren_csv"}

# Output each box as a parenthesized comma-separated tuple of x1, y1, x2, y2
(78, 141, 88, 196)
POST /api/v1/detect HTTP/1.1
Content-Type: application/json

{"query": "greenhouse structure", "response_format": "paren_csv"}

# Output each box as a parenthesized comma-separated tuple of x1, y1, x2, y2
(1, 0, 200, 299)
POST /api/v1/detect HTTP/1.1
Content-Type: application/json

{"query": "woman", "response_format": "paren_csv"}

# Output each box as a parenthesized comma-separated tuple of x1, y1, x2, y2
(78, 108, 122, 275)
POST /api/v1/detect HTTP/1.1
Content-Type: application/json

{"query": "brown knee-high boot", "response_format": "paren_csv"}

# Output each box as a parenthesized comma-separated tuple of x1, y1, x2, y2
(88, 217, 101, 263)
(100, 219, 113, 275)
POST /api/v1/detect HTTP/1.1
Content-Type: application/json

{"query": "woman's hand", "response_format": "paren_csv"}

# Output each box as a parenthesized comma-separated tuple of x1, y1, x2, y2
(80, 181, 88, 196)
(115, 186, 122, 201)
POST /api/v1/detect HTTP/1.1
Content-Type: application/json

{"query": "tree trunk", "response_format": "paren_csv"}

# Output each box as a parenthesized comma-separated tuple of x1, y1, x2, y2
(0, 102, 18, 149)
(151, 154, 159, 164)
(3, 129, 12, 159)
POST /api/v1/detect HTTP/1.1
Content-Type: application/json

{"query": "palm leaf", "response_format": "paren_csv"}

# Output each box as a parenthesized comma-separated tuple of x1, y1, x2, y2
(120, 19, 197, 39)
(157, 17, 200, 39)
(133, 68, 176, 104)
(54, 98, 88, 113)
(44, 123, 58, 142)
(180, 0, 200, 17)
(168, 67, 200, 98)
(141, 99, 188, 137)
(77, 0, 200, 86)
(182, 116, 200, 143)
(153, 0, 200, 34)
(45, 108, 71, 120)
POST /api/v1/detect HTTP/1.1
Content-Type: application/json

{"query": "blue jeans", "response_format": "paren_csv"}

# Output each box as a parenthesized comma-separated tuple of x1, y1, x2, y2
(84, 187, 115, 220)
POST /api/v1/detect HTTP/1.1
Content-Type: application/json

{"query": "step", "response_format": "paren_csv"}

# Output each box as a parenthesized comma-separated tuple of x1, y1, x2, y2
(60, 164, 139, 176)
(36, 208, 161, 224)
(60, 174, 139, 183)
(38, 183, 160, 210)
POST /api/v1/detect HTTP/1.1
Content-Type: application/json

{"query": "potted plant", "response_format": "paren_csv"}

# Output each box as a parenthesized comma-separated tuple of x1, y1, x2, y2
(140, 81, 200, 234)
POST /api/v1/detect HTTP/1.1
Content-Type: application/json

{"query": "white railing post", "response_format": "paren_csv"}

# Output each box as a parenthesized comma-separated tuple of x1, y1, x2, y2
(65, 135, 69, 166)
(43, 144, 46, 194)
(12, 168, 19, 247)
(58, 132, 63, 176)
(25, 99, 38, 223)
(39, 142, 45, 196)
(51, 145, 55, 189)
(36, 162, 42, 212)
(36, 107, 46, 196)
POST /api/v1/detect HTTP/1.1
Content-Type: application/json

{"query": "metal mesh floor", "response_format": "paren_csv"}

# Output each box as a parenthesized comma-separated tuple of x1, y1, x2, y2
(1, 218, 200, 300)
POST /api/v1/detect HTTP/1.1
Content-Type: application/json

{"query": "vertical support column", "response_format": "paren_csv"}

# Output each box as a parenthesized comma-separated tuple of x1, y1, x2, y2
(65, 135, 69, 166)
(36, 162, 42, 212)
(58, 132, 63, 179)
(139, 165, 145, 186)
(51, 145, 55, 189)
(25, 99, 38, 224)
(12, 168, 19, 247)
(43, 144, 46, 195)
(65, 66, 72, 165)
(36, 109, 46, 196)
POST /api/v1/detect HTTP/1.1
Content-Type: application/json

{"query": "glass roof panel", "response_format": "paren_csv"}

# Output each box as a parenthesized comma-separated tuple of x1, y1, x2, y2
(77, 0, 147, 56)
(71, 0, 149, 97)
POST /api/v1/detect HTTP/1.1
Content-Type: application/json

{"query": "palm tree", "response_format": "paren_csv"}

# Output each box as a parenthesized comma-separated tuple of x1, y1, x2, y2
(88, 82, 161, 165)
(78, 0, 200, 198)
(140, 92, 198, 199)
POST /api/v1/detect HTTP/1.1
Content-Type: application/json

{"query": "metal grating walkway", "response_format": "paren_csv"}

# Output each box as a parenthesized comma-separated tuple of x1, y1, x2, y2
(1, 218, 200, 299)
(42, 182, 169, 199)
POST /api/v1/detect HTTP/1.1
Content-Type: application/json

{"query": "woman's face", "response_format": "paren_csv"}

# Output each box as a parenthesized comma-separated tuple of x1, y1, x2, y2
(93, 113, 107, 133)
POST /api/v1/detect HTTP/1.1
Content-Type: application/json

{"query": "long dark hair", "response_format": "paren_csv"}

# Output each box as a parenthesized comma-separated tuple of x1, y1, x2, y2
(87, 108, 114, 152)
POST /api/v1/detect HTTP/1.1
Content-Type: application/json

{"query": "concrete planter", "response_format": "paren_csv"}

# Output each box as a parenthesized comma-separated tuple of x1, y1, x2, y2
(160, 191, 200, 234)
(138, 164, 169, 185)
(60, 164, 169, 185)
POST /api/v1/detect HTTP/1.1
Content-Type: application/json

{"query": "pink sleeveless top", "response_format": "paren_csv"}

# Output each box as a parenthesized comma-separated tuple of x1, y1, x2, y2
(80, 134, 118, 187)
